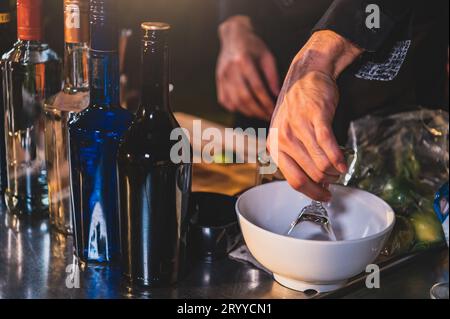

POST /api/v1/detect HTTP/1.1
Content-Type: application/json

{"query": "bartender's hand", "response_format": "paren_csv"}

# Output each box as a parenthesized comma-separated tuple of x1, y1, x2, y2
(216, 16, 280, 121)
(267, 30, 363, 201)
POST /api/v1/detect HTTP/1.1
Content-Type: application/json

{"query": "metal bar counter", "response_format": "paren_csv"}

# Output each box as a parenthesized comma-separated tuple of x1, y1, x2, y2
(0, 207, 447, 299)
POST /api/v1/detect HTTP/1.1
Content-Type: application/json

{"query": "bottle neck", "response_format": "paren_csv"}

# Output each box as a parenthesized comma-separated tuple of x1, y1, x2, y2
(64, 42, 89, 93)
(63, 0, 89, 93)
(89, 49, 119, 107)
(89, 0, 119, 107)
(138, 38, 170, 117)
(15, 39, 47, 50)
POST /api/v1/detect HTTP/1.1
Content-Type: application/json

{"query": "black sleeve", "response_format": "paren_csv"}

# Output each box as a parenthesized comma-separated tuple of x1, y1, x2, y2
(313, 0, 413, 52)
(218, 0, 255, 24)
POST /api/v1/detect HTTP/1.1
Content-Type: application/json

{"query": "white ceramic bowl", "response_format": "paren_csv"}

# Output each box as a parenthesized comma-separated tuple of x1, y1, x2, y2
(236, 181, 395, 293)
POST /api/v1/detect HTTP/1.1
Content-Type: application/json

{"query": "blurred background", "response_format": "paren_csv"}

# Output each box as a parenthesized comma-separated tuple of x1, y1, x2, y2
(2, 0, 448, 127)
(39, 0, 230, 125)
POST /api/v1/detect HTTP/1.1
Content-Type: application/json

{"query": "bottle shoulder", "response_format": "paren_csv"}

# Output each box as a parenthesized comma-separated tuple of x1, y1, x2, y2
(122, 112, 181, 142)
(65, 42, 89, 53)
(117, 141, 191, 166)
(131, 110, 180, 129)
(118, 112, 192, 163)
(69, 105, 133, 133)
(2, 41, 61, 65)
(45, 91, 90, 113)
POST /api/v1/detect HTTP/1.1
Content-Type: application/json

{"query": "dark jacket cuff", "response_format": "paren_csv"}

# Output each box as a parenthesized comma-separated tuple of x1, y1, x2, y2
(312, 0, 410, 52)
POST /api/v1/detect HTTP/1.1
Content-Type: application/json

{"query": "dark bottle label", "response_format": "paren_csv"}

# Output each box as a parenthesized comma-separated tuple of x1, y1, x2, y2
(0, 12, 10, 24)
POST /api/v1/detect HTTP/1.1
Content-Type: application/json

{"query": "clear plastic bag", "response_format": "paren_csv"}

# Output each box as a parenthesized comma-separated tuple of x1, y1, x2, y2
(345, 108, 449, 256)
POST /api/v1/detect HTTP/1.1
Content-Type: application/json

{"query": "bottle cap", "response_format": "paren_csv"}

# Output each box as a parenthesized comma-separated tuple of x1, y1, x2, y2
(141, 22, 170, 40)
(141, 22, 171, 31)
(17, 0, 43, 41)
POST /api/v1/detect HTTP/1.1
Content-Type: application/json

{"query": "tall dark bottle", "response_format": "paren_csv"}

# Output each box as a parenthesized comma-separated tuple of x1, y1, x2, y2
(118, 22, 192, 289)
(1, 0, 62, 216)
(0, 0, 14, 195)
(69, 0, 133, 263)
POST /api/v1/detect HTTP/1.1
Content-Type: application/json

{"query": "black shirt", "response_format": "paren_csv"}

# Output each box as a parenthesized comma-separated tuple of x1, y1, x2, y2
(219, 0, 449, 142)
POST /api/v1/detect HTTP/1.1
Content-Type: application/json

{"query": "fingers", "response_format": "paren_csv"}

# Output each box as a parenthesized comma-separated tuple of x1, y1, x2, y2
(219, 62, 272, 120)
(232, 70, 270, 120)
(268, 69, 342, 202)
(278, 151, 332, 202)
(216, 63, 235, 112)
(241, 60, 276, 116)
(216, 51, 277, 120)
(217, 60, 261, 118)
(313, 117, 347, 173)
(217, 75, 235, 113)
(260, 52, 280, 96)
(280, 127, 341, 184)
(292, 119, 341, 176)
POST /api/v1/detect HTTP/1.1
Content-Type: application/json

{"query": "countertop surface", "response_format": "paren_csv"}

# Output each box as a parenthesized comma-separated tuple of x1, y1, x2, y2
(0, 206, 448, 299)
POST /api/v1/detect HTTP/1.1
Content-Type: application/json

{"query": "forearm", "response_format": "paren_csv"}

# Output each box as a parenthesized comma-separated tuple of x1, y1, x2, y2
(293, 30, 363, 79)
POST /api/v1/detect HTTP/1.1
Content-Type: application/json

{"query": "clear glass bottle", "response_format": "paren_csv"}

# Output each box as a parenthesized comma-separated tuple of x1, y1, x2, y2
(0, 1, 15, 195)
(1, 0, 62, 217)
(44, 0, 90, 235)
(69, 0, 133, 263)
(118, 23, 192, 290)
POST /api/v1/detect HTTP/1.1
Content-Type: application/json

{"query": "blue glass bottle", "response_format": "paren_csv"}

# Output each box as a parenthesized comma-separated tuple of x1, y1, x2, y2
(69, 0, 133, 263)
